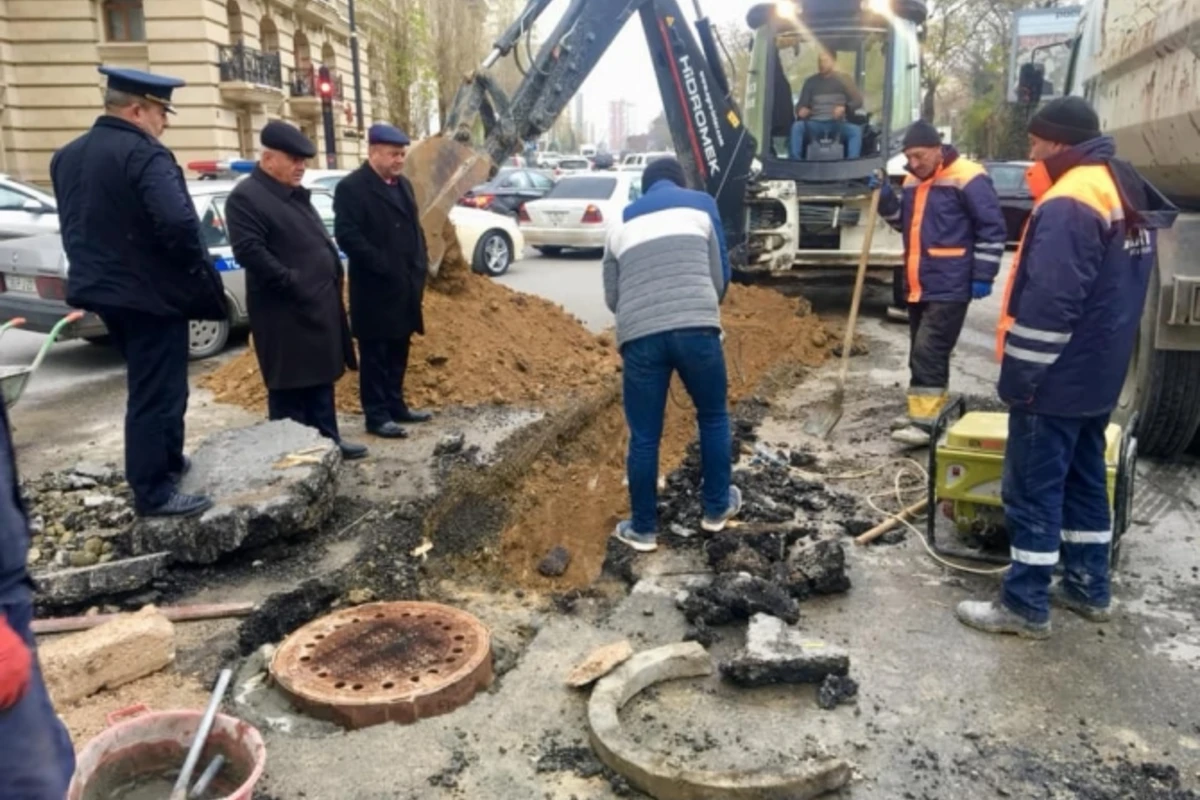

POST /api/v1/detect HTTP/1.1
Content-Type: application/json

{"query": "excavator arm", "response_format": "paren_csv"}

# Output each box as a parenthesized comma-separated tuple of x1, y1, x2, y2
(444, 0, 757, 262)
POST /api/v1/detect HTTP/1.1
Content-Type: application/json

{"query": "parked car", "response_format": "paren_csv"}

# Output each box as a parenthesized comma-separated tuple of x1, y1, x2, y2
(0, 175, 58, 240)
(0, 181, 339, 360)
(303, 169, 351, 190)
(984, 160, 1033, 246)
(450, 206, 525, 277)
(619, 151, 674, 172)
(519, 172, 643, 256)
(459, 168, 556, 217)
(552, 157, 592, 180)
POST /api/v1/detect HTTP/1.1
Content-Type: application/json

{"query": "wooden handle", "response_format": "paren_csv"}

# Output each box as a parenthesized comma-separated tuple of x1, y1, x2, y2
(836, 186, 883, 387)
(855, 498, 928, 545)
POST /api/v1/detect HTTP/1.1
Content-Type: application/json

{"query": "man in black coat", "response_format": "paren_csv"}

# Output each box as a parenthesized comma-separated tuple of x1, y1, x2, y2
(334, 123, 430, 439)
(225, 121, 367, 460)
(52, 66, 224, 518)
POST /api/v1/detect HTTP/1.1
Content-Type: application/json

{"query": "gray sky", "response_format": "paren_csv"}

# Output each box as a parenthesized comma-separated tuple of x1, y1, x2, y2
(534, 0, 759, 142)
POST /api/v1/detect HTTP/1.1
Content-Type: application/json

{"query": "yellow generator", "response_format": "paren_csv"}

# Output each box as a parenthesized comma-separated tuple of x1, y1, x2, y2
(927, 399, 1137, 567)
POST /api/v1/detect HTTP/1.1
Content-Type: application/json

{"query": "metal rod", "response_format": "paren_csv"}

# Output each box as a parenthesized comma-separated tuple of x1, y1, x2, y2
(188, 755, 225, 799)
(168, 669, 233, 800)
(32, 602, 256, 635)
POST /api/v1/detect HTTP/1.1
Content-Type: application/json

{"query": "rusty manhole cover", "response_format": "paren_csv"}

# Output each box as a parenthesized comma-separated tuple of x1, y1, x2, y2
(270, 601, 492, 729)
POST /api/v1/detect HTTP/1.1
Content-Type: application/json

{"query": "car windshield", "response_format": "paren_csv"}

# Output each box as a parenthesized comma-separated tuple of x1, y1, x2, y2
(545, 177, 619, 201)
(988, 165, 1029, 194)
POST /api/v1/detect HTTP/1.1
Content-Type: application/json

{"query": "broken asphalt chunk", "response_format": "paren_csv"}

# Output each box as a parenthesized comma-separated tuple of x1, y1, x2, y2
(721, 613, 850, 688)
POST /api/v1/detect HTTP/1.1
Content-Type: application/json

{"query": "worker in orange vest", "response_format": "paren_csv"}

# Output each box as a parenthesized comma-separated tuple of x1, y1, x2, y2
(957, 97, 1176, 638)
(877, 121, 1008, 447)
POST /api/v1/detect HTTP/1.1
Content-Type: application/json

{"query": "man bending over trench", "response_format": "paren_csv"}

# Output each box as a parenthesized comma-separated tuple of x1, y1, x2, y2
(602, 157, 742, 552)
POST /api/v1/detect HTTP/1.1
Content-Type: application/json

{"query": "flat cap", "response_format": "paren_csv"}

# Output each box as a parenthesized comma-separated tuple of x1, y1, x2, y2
(261, 120, 316, 158)
(99, 66, 185, 113)
(368, 123, 411, 147)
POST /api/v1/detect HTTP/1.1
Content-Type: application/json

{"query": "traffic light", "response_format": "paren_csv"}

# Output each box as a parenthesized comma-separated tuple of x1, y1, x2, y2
(317, 66, 334, 99)
(318, 65, 336, 168)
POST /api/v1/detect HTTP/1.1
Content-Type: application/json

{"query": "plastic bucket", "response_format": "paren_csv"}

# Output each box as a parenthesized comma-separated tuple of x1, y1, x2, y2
(67, 704, 267, 800)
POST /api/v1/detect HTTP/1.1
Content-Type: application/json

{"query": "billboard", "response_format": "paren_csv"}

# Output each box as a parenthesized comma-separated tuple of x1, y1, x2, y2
(1008, 7, 1083, 103)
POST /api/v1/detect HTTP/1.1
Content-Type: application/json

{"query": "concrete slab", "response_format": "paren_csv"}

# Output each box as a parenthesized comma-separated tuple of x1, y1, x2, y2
(128, 421, 340, 564)
(39, 607, 174, 705)
(35, 552, 169, 606)
(720, 613, 850, 688)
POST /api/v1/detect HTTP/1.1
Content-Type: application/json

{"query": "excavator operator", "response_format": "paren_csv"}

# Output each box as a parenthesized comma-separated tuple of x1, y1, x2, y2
(789, 51, 864, 160)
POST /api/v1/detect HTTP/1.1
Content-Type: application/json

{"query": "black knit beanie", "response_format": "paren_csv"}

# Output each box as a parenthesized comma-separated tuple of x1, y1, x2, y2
(1028, 97, 1101, 145)
(642, 157, 688, 190)
(902, 120, 942, 149)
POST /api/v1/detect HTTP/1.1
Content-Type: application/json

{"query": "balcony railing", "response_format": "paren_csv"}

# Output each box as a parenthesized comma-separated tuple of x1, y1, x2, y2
(219, 44, 283, 88)
(289, 65, 344, 101)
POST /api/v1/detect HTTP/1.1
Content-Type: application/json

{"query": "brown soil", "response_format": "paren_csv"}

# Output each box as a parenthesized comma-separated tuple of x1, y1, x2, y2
(200, 221, 620, 413)
(487, 284, 832, 590)
(59, 670, 211, 749)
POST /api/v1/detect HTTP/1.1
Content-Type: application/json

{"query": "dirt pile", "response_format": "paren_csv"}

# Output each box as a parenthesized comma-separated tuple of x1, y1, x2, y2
(201, 241, 619, 413)
(488, 283, 832, 588)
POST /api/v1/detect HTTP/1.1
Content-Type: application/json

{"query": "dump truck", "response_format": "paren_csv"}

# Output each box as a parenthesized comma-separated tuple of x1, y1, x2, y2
(1043, 0, 1200, 458)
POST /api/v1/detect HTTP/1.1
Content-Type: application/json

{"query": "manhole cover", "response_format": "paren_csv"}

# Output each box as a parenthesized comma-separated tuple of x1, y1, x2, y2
(270, 601, 492, 729)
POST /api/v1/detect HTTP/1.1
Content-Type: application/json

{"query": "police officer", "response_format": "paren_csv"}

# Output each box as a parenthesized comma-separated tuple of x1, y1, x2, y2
(878, 120, 1008, 447)
(0, 399, 76, 796)
(334, 123, 432, 439)
(52, 67, 224, 518)
(957, 97, 1177, 638)
(225, 122, 367, 460)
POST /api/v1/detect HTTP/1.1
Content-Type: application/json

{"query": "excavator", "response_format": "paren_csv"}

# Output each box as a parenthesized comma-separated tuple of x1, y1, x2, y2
(1013, 0, 1200, 459)
(410, 0, 928, 281)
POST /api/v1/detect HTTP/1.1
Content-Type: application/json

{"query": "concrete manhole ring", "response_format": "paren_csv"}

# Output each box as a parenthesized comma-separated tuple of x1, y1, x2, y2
(270, 601, 493, 729)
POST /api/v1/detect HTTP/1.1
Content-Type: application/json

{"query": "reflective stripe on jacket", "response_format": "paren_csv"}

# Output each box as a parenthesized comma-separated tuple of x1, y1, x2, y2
(879, 146, 1008, 303)
(995, 136, 1177, 417)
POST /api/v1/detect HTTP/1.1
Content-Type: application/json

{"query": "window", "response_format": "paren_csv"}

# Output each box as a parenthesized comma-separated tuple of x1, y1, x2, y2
(628, 178, 642, 202)
(987, 165, 1030, 195)
(104, 0, 146, 43)
(193, 196, 230, 248)
(310, 192, 336, 237)
(0, 187, 29, 211)
(546, 177, 618, 201)
(530, 172, 554, 191)
(500, 171, 532, 190)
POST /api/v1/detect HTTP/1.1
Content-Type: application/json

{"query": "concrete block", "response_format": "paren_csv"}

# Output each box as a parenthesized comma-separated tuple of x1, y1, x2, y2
(721, 614, 850, 688)
(39, 607, 175, 706)
(566, 640, 633, 688)
(129, 421, 340, 564)
(588, 641, 850, 799)
(35, 552, 170, 606)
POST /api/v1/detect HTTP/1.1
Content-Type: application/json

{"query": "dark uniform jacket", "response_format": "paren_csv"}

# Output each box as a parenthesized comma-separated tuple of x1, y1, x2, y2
(225, 167, 357, 391)
(997, 136, 1177, 417)
(0, 402, 33, 605)
(333, 163, 427, 340)
(51, 116, 225, 320)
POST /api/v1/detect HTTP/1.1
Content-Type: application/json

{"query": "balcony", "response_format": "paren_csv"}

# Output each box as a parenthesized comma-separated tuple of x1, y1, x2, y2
(354, 0, 389, 30)
(219, 44, 285, 107)
(294, 0, 341, 28)
(288, 65, 344, 118)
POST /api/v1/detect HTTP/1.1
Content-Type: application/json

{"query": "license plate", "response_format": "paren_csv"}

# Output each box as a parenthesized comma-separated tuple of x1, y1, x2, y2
(5, 275, 35, 294)
(546, 211, 568, 226)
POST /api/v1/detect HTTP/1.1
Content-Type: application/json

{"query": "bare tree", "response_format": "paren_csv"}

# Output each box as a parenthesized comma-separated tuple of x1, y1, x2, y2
(426, 0, 489, 127)
(380, 0, 433, 135)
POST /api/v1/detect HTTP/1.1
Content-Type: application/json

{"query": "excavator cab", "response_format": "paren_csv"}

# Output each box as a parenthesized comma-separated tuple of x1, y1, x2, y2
(743, 0, 926, 184)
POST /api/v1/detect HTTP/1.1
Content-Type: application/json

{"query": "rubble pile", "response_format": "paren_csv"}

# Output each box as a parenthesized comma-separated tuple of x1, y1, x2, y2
(22, 463, 133, 571)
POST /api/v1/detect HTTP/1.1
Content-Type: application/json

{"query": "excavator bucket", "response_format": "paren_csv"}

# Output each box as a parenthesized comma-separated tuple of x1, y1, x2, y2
(401, 135, 493, 277)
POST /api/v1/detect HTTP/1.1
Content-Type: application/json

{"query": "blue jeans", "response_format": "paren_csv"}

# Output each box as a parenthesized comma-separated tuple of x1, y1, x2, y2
(1001, 410, 1112, 623)
(789, 119, 863, 160)
(0, 598, 76, 798)
(621, 328, 732, 534)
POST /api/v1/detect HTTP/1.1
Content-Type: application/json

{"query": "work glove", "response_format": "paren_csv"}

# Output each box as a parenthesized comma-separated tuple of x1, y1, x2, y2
(0, 617, 31, 710)
(971, 281, 993, 300)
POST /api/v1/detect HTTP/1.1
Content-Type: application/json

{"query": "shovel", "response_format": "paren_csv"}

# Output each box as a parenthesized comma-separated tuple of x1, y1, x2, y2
(805, 184, 883, 438)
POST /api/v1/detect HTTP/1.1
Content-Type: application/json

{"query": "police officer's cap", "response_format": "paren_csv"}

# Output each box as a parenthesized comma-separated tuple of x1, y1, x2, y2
(368, 123, 411, 147)
(261, 120, 317, 159)
(99, 66, 185, 113)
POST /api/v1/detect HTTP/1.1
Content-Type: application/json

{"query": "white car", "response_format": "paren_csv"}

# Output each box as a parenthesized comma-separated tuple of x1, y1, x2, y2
(302, 169, 350, 190)
(449, 206, 524, 277)
(552, 157, 591, 180)
(519, 172, 642, 256)
(619, 151, 674, 172)
(0, 175, 59, 240)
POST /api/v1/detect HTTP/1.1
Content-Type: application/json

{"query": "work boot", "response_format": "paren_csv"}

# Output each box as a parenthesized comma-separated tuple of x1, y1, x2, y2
(955, 599, 1051, 640)
(885, 306, 910, 324)
(138, 491, 213, 519)
(1051, 583, 1113, 623)
(395, 408, 433, 424)
(338, 440, 369, 460)
(891, 425, 931, 448)
(701, 485, 743, 533)
(890, 415, 911, 431)
(367, 421, 409, 439)
(167, 454, 192, 486)
(613, 520, 658, 553)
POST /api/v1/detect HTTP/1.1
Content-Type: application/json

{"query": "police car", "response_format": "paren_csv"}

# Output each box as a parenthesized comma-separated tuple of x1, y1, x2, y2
(0, 174, 339, 360)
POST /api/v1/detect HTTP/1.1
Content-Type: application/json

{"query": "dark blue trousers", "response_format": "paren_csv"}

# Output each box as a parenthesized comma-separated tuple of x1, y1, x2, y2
(1002, 409, 1113, 623)
(0, 598, 75, 798)
(98, 309, 189, 511)
(621, 328, 731, 534)
(268, 384, 341, 442)
(358, 337, 412, 430)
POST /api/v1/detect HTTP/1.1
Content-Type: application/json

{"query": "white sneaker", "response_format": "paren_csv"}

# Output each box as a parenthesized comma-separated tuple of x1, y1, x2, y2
(891, 425, 930, 448)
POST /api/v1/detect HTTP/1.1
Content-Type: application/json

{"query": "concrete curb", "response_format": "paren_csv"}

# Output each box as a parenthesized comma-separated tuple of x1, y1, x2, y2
(587, 642, 851, 799)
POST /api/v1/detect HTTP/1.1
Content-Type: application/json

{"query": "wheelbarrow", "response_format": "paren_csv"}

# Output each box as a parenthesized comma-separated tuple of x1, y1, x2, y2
(0, 310, 85, 408)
